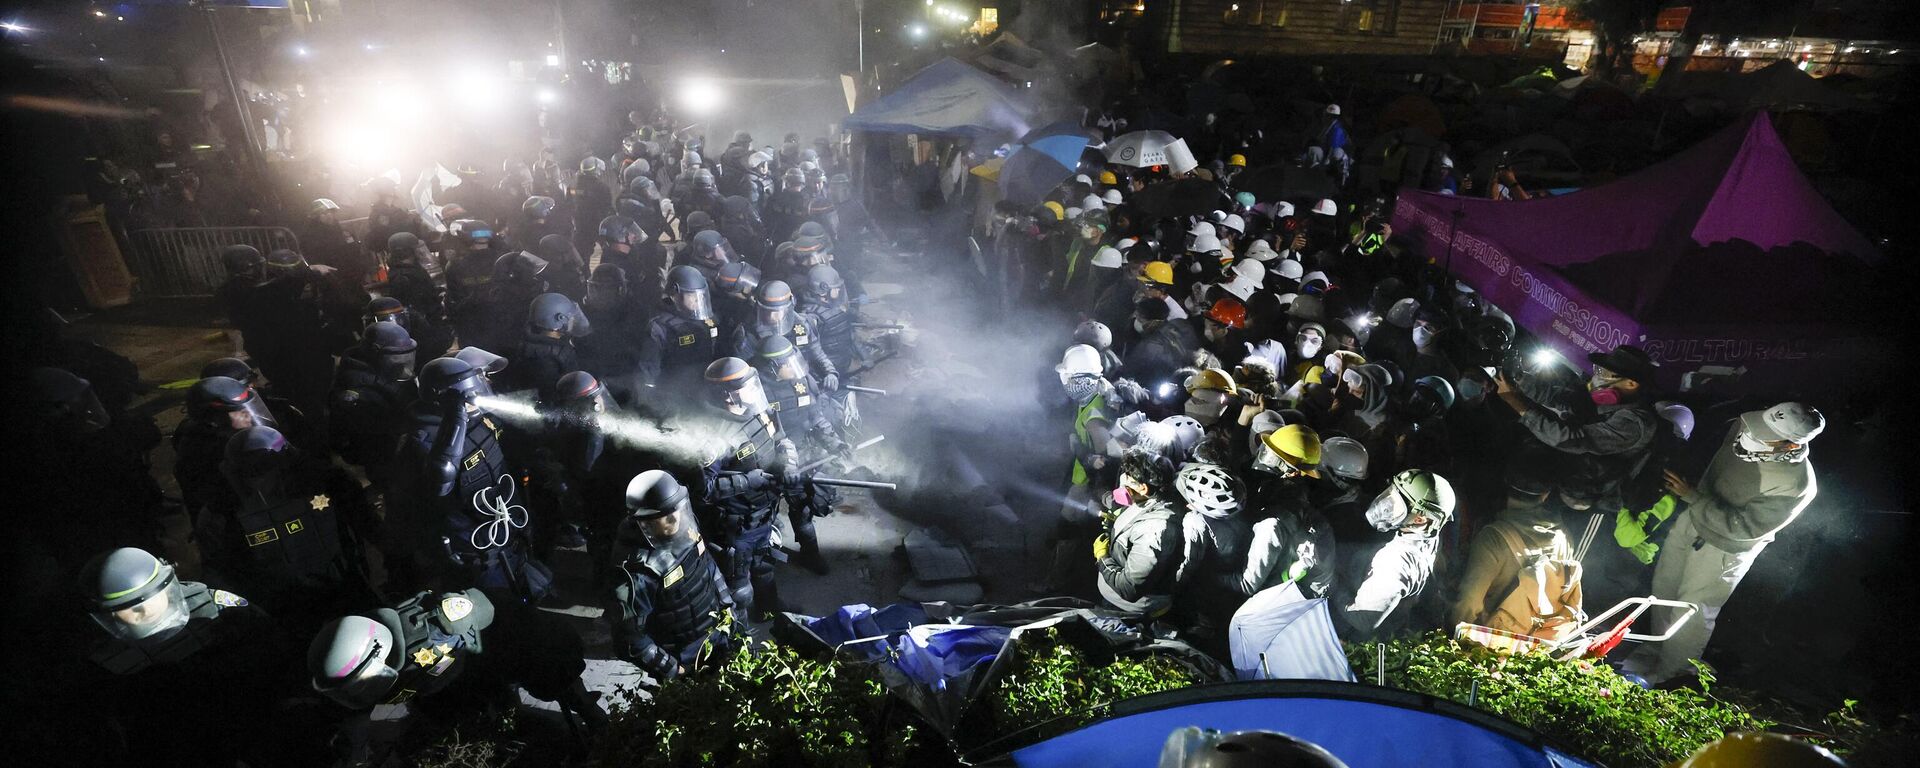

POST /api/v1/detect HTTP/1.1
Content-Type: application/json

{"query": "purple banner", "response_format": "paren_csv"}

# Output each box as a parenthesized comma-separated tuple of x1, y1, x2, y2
(1393, 198, 1640, 362)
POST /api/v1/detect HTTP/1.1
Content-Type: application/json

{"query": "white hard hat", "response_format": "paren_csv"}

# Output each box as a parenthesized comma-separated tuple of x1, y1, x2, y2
(1102, 189, 1123, 205)
(1273, 258, 1305, 281)
(1065, 207, 1082, 220)
(1244, 240, 1278, 262)
(1091, 245, 1123, 269)
(1117, 237, 1139, 250)
(1222, 260, 1266, 300)
(1056, 344, 1103, 379)
(747, 151, 771, 167)
(1440, 154, 1455, 170)
(1191, 231, 1223, 254)
(1073, 173, 1093, 185)
(1188, 220, 1215, 238)
(1326, 103, 1342, 115)
(1232, 258, 1266, 283)
(1273, 202, 1295, 218)
(1301, 270, 1330, 287)
(1312, 199, 1338, 216)
(1275, 292, 1299, 308)
(1082, 194, 1106, 211)
(1221, 214, 1245, 234)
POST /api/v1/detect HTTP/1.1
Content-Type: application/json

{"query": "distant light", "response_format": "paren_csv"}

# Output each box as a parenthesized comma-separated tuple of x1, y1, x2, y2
(292, 45, 310, 58)
(925, 0, 933, 5)
(363, 42, 377, 51)
(536, 88, 558, 105)
(116, 16, 124, 21)
(93, 10, 106, 17)
(677, 78, 724, 116)
(1530, 349, 1561, 369)
(1, 22, 27, 34)
(1135, 2, 1146, 10)
(544, 53, 560, 66)
(909, 24, 926, 38)
(97, 56, 106, 62)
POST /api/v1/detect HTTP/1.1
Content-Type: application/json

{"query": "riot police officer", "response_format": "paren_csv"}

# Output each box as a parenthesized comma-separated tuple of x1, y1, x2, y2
(393, 357, 550, 600)
(307, 588, 603, 763)
(798, 264, 859, 375)
(749, 335, 847, 575)
(368, 293, 452, 368)
(611, 470, 733, 680)
(212, 426, 376, 631)
(571, 156, 615, 258)
(514, 195, 566, 256)
(465, 250, 552, 358)
(732, 279, 838, 392)
(685, 228, 734, 285)
(598, 213, 667, 307)
(73, 547, 295, 765)
(510, 292, 592, 402)
(694, 358, 798, 618)
(302, 198, 372, 284)
(244, 248, 339, 413)
(364, 175, 419, 253)
(638, 265, 721, 396)
(329, 322, 420, 476)
(383, 231, 444, 321)
(173, 375, 310, 520)
(712, 260, 762, 340)
(765, 167, 810, 245)
(444, 219, 504, 345)
(576, 264, 648, 387)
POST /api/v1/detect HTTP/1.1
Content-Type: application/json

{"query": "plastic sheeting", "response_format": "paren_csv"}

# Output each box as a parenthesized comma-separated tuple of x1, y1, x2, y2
(1227, 584, 1356, 682)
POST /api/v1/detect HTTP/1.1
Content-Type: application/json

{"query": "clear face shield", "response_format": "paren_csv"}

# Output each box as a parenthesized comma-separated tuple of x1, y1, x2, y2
(314, 643, 401, 710)
(92, 578, 191, 642)
(812, 280, 845, 308)
(720, 375, 771, 416)
(639, 501, 701, 553)
(675, 286, 715, 321)
(768, 349, 811, 382)
(756, 301, 793, 330)
(226, 391, 279, 431)
(377, 351, 417, 381)
(1184, 388, 1232, 426)
(1250, 439, 1306, 478)
(586, 279, 626, 308)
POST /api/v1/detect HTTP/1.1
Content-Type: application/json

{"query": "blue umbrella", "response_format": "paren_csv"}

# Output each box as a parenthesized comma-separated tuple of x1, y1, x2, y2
(998, 121, 1096, 204)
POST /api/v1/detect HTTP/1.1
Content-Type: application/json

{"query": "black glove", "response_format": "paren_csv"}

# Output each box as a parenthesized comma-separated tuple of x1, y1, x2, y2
(744, 468, 773, 491)
(822, 372, 840, 392)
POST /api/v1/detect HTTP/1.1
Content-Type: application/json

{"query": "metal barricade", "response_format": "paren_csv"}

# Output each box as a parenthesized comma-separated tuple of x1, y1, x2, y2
(124, 226, 302, 297)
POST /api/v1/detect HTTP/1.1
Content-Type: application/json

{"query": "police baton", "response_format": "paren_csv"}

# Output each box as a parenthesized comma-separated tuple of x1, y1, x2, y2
(844, 385, 887, 396)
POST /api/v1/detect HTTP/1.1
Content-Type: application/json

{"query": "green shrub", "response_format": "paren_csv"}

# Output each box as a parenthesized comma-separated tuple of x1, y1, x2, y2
(1347, 633, 1770, 768)
(591, 640, 937, 767)
(985, 630, 1202, 733)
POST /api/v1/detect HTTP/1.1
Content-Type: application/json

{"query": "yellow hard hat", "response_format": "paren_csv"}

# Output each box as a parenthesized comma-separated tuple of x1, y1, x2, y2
(1228, 154, 1247, 168)
(1139, 261, 1175, 286)
(1186, 367, 1238, 395)
(1258, 425, 1323, 477)
(1099, 170, 1118, 185)
(1042, 201, 1066, 221)
(1671, 733, 1845, 768)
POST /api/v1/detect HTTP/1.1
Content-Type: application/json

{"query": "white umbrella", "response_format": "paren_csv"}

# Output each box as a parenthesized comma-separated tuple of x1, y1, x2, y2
(1103, 129, 1179, 168)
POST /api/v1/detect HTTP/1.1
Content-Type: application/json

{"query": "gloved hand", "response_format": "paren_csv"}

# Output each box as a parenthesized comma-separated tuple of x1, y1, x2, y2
(821, 372, 840, 392)
(1092, 533, 1110, 560)
(1112, 378, 1147, 403)
(743, 468, 773, 491)
(1613, 508, 1651, 549)
(1628, 540, 1660, 566)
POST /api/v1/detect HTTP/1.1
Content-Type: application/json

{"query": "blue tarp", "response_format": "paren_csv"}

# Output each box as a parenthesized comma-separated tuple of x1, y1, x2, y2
(1006, 682, 1599, 768)
(1227, 585, 1356, 682)
(844, 58, 1033, 139)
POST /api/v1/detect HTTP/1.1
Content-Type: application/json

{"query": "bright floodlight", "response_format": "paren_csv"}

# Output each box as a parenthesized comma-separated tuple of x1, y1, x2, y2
(453, 69, 505, 114)
(292, 45, 310, 58)
(544, 53, 561, 67)
(536, 88, 558, 105)
(909, 24, 927, 38)
(678, 78, 724, 116)
(2, 21, 28, 33)
(1531, 349, 1562, 368)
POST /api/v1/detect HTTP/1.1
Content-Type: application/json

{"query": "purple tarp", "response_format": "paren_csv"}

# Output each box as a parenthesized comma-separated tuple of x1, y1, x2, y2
(1392, 112, 1881, 385)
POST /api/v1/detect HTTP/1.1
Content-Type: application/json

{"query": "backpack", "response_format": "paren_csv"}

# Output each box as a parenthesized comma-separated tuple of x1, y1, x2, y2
(1481, 521, 1585, 642)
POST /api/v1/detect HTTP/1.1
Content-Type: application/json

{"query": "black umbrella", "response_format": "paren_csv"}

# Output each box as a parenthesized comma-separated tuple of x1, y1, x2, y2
(1131, 178, 1230, 219)
(1234, 163, 1338, 203)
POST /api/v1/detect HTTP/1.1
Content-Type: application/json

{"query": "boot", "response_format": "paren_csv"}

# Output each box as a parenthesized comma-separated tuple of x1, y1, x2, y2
(794, 544, 831, 575)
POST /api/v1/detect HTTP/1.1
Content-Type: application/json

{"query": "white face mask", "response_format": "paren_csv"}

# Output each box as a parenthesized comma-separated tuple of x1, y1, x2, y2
(1412, 325, 1435, 349)
(1133, 319, 1150, 334)
(1297, 334, 1323, 360)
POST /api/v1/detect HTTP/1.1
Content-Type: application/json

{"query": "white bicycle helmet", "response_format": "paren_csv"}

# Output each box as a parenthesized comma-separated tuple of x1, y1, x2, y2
(1175, 462, 1244, 519)
(1320, 436, 1370, 481)
(1161, 415, 1205, 460)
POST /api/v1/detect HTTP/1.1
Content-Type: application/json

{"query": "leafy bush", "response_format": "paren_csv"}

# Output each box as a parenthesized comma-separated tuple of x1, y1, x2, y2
(985, 630, 1203, 733)
(1347, 633, 1770, 768)
(591, 640, 938, 768)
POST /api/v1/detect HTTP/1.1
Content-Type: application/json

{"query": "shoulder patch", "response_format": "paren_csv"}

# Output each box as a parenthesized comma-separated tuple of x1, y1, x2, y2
(213, 590, 249, 608)
(440, 595, 474, 622)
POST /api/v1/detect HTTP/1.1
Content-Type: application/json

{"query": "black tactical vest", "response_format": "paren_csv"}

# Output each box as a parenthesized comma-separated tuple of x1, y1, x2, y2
(234, 485, 345, 581)
(657, 312, 720, 370)
(801, 303, 855, 369)
(623, 542, 723, 649)
(89, 583, 241, 675)
(446, 414, 522, 554)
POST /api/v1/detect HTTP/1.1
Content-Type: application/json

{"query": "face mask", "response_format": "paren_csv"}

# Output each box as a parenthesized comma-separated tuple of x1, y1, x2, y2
(1204, 323, 1228, 342)
(1412, 325, 1435, 349)
(1297, 335, 1323, 359)
(1456, 378, 1484, 401)
(1590, 388, 1621, 406)
(1111, 486, 1133, 507)
(1732, 430, 1808, 463)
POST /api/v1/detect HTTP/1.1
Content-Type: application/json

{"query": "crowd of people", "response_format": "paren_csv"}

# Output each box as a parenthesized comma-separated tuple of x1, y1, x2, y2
(11, 82, 1832, 765)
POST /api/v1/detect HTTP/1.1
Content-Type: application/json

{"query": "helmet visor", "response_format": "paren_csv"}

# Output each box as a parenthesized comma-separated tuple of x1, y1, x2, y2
(379, 352, 417, 380)
(314, 652, 402, 710)
(227, 392, 278, 431)
(756, 303, 793, 330)
(675, 287, 714, 321)
(770, 350, 811, 382)
(1364, 487, 1410, 532)
(721, 376, 771, 416)
(1250, 439, 1305, 478)
(92, 580, 190, 642)
(639, 503, 701, 551)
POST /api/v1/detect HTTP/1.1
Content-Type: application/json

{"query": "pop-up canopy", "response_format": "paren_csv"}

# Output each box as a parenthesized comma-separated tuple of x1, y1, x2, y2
(844, 58, 1033, 139)
(1391, 112, 1881, 386)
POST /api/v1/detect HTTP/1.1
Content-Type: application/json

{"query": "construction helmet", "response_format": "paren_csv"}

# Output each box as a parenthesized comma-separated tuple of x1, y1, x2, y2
(1673, 733, 1845, 768)
(1140, 261, 1176, 286)
(1254, 424, 1323, 477)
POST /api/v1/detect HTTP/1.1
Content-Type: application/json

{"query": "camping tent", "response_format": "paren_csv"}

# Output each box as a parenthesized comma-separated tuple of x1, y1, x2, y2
(981, 680, 1598, 767)
(1391, 112, 1881, 387)
(844, 58, 1034, 139)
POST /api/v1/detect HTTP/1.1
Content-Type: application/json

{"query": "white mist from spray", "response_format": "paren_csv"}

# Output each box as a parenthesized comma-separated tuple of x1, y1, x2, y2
(473, 394, 728, 466)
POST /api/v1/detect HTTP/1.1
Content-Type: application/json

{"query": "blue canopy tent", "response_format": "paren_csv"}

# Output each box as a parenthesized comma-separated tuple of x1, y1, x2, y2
(844, 58, 1034, 139)
(978, 680, 1600, 768)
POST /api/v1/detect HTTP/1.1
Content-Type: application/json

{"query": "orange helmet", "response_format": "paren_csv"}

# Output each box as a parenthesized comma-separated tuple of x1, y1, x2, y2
(1206, 297, 1247, 329)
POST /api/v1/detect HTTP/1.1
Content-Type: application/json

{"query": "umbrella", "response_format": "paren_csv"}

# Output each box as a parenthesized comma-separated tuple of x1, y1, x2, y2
(999, 121, 1096, 204)
(1131, 178, 1229, 218)
(1104, 129, 1179, 168)
(1227, 583, 1355, 682)
(1232, 163, 1337, 203)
